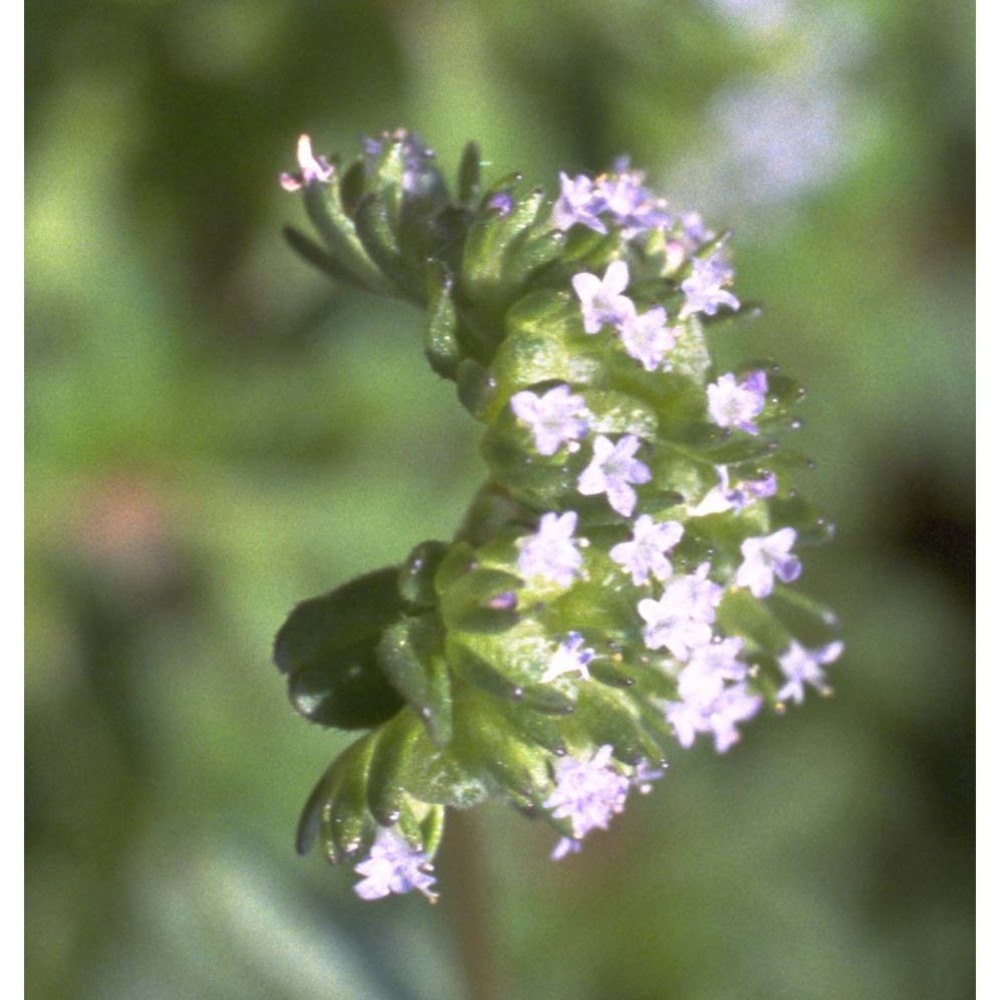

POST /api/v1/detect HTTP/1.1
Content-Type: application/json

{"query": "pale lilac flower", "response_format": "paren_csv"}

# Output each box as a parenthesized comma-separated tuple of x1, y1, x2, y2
(637, 563, 723, 660)
(679, 254, 740, 318)
(552, 172, 608, 233)
(610, 515, 684, 586)
(517, 512, 583, 587)
(572, 261, 634, 334)
(689, 465, 777, 516)
(681, 211, 711, 247)
(545, 745, 631, 860)
(665, 674, 763, 753)
(734, 527, 802, 598)
(662, 637, 762, 752)
(353, 827, 438, 901)
(541, 632, 596, 683)
(595, 163, 672, 237)
(707, 370, 768, 434)
(618, 306, 677, 372)
(510, 384, 590, 456)
(279, 134, 334, 191)
(776, 640, 843, 704)
(577, 434, 651, 517)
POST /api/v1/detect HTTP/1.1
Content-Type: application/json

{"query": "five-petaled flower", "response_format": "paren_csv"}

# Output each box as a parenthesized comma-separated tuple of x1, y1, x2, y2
(610, 515, 684, 586)
(577, 434, 652, 517)
(637, 563, 723, 661)
(353, 827, 438, 901)
(776, 640, 843, 704)
(707, 371, 769, 435)
(572, 261, 634, 334)
(552, 172, 608, 233)
(544, 744, 632, 860)
(734, 527, 802, 598)
(618, 305, 677, 372)
(662, 637, 762, 753)
(679, 253, 740, 318)
(517, 511, 584, 587)
(510, 384, 590, 456)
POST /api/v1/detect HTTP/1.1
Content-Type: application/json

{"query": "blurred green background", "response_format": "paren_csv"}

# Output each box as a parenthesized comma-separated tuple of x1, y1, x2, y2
(25, 1, 973, 998)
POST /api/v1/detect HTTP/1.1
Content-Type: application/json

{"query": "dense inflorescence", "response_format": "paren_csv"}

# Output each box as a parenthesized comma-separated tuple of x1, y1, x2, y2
(274, 130, 842, 901)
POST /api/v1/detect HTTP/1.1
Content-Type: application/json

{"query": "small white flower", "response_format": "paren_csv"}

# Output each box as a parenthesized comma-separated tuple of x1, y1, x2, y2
(577, 434, 652, 517)
(510, 384, 590, 456)
(776, 640, 843, 704)
(610, 515, 684, 586)
(517, 511, 583, 587)
(353, 827, 438, 901)
(734, 527, 801, 598)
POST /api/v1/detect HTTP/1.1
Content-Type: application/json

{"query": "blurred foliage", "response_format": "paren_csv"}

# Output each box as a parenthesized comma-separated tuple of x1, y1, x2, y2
(26, 1, 972, 999)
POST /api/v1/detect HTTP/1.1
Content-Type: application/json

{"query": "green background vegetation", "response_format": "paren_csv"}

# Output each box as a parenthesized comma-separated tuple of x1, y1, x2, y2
(26, 2, 973, 998)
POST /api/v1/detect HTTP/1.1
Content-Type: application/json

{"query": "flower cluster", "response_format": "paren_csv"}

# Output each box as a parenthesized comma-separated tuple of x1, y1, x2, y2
(274, 133, 842, 901)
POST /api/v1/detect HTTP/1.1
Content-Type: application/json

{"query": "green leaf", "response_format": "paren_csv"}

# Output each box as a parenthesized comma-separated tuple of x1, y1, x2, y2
(377, 615, 453, 746)
(424, 262, 461, 378)
(282, 225, 373, 292)
(274, 568, 407, 729)
(365, 710, 429, 825)
(457, 141, 481, 206)
(398, 539, 450, 609)
(460, 187, 546, 302)
(301, 172, 391, 293)
(354, 192, 424, 302)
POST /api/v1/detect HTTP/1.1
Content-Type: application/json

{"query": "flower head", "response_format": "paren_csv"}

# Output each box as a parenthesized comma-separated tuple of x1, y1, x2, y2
(517, 511, 583, 587)
(734, 527, 802, 598)
(707, 370, 769, 435)
(776, 640, 843, 704)
(544, 744, 631, 859)
(610, 515, 684, 586)
(577, 434, 651, 517)
(353, 827, 438, 901)
(510, 384, 590, 456)
(572, 261, 634, 335)
(279, 134, 335, 192)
